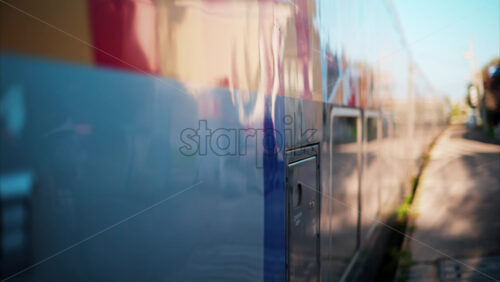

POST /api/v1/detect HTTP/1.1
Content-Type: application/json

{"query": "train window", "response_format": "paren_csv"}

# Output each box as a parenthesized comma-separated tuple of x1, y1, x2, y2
(361, 113, 381, 246)
(366, 118, 378, 142)
(331, 117, 357, 145)
(381, 114, 394, 139)
(382, 117, 389, 138)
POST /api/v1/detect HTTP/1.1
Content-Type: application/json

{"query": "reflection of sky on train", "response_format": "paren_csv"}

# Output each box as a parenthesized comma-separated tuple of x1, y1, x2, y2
(317, 0, 414, 107)
(394, 0, 500, 101)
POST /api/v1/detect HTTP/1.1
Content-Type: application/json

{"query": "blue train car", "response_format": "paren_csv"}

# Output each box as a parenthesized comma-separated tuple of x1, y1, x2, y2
(0, 0, 446, 281)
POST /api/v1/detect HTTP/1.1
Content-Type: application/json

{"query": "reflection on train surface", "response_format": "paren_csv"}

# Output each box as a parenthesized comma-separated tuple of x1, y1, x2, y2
(0, 0, 446, 281)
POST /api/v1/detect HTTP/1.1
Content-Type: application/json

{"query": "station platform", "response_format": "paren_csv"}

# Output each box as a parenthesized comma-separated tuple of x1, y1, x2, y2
(401, 125, 500, 281)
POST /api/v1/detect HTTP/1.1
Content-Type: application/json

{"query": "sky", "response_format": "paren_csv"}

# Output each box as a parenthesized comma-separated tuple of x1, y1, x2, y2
(393, 0, 500, 102)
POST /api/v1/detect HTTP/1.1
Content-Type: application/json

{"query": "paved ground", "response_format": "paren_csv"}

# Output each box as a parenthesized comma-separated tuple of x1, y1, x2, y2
(403, 125, 500, 281)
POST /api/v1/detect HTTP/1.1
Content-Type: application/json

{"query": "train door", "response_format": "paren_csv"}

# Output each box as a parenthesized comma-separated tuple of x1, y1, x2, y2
(327, 107, 362, 281)
(361, 110, 381, 243)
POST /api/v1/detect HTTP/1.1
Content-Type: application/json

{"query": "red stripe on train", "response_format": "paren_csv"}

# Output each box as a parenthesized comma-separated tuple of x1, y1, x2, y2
(88, 0, 159, 74)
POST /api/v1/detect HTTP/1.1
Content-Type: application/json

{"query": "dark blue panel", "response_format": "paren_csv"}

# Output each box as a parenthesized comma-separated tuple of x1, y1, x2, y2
(263, 95, 286, 282)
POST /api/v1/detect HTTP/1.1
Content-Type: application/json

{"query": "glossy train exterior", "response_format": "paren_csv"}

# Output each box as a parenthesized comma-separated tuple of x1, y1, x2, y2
(0, 0, 446, 281)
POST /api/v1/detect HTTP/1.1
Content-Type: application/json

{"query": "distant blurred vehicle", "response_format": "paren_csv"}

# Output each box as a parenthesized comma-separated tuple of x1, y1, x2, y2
(482, 62, 500, 133)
